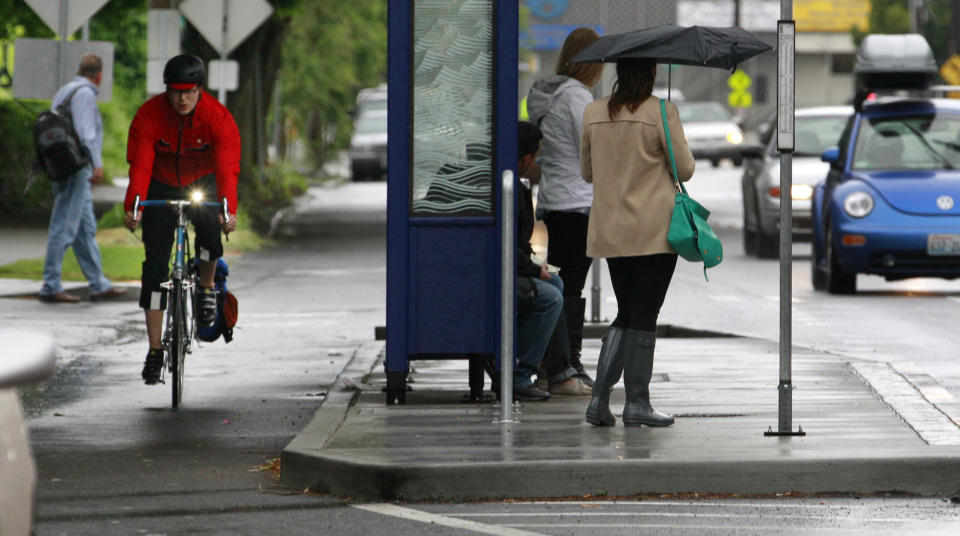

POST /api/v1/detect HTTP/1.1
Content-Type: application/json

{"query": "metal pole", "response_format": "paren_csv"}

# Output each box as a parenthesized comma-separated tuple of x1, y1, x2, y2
(58, 0, 68, 88)
(82, 21, 89, 42)
(219, 0, 228, 105)
(498, 170, 516, 423)
(767, 0, 804, 438)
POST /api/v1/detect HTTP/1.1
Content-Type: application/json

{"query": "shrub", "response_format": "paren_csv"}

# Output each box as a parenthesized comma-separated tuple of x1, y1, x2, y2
(0, 99, 53, 222)
(239, 162, 307, 233)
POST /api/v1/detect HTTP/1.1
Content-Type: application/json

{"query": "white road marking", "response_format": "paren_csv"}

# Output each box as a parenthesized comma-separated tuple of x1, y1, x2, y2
(351, 504, 548, 536)
(503, 523, 881, 532)
(455, 512, 928, 522)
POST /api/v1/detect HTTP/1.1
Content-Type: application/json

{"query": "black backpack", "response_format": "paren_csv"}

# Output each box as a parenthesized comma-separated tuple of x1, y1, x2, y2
(33, 85, 92, 181)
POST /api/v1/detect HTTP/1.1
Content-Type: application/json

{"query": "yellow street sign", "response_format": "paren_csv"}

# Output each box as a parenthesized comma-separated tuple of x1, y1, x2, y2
(728, 90, 753, 108)
(727, 70, 751, 91)
(940, 54, 960, 85)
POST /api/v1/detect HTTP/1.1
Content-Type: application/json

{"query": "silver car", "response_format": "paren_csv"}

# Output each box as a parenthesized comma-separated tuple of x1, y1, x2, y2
(0, 330, 55, 535)
(740, 106, 853, 257)
(676, 101, 746, 167)
(349, 110, 388, 181)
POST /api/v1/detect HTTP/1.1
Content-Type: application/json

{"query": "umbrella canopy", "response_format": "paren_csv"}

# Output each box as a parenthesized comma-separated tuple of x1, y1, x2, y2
(571, 25, 772, 70)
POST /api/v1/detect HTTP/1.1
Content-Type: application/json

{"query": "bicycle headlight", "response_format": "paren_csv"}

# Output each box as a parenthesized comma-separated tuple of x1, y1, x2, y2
(190, 190, 205, 202)
(843, 191, 874, 218)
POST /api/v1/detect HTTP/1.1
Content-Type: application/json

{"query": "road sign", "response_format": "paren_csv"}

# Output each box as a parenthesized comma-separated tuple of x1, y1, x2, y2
(727, 70, 751, 91)
(728, 90, 753, 108)
(941, 54, 960, 85)
(12, 38, 114, 101)
(24, 0, 109, 37)
(179, 0, 273, 56)
(207, 60, 239, 91)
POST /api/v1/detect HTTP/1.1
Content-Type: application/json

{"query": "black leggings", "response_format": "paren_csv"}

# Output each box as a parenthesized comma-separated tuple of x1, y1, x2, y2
(138, 177, 223, 310)
(607, 254, 678, 332)
(543, 211, 592, 298)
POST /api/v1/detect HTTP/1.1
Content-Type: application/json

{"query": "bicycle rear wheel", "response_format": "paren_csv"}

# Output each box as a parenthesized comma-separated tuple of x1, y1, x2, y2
(168, 280, 189, 408)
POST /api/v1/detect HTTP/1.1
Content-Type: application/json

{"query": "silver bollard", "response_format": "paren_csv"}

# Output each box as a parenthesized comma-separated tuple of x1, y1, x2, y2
(497, 170, 518, 423)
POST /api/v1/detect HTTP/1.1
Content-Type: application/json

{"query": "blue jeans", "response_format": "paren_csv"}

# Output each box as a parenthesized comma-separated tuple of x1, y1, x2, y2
(40, 165, 112, 295)
(515, 273, 564, 388)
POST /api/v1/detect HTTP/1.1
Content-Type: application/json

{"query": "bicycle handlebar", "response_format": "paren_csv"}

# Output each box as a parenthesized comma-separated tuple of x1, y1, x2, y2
(132, 195, 229, 222)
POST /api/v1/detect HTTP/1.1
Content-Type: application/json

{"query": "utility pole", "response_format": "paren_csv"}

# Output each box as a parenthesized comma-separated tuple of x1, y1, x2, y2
(734, 0, 741, 27)
(952, 0, 960, 55)
(909, 0, 921, 33)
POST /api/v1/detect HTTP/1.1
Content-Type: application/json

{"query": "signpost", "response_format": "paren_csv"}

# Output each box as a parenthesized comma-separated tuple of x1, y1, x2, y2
(17, 0, 111, 98)
(179, 0, 273, 103)
(765, 10, 805, 438)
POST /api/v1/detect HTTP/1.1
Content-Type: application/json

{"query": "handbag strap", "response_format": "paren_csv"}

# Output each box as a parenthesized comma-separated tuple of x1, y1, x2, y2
(660, 99, 687, 196)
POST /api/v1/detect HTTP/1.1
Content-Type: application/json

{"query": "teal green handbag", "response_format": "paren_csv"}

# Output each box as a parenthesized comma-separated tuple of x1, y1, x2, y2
(661, 99, 723, 280)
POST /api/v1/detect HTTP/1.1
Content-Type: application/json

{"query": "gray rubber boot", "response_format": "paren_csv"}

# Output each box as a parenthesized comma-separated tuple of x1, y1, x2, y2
(567, 297, 592, 387)
(584, 326, 625, 426)
(621, 329, 674, 427)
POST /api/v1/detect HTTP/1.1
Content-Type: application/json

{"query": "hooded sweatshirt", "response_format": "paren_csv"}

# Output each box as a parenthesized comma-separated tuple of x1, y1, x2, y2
(526, 75, 594, 213)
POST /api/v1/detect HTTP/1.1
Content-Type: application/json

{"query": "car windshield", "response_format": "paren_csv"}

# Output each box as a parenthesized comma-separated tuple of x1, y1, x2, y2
(355, 113, 387, 135)
(358, 98, 387, 115)
(853, 113, 960, 170)
(676, 102, 731, 123)
(772, 114, 849, 157)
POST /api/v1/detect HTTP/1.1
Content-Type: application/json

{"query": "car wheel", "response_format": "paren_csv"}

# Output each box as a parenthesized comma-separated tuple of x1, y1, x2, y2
(756, 232, 778, 259)
(732, 156, 743, 167)
(825, 223, 856, 294)
(710, 159, 720, 168)
(742, 198, 758, 256)
(811, 251, 827, 290)
(351, 164, 365, 182)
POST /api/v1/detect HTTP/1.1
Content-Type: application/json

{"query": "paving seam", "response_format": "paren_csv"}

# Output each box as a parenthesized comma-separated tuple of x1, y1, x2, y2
(848, 360, 960, 446)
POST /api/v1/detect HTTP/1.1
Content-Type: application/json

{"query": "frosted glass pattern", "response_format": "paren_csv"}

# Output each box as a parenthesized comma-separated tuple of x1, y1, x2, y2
(411, 0, 494, 216)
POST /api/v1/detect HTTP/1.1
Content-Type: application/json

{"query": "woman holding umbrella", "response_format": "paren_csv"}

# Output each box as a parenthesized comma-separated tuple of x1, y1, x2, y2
(581, 58, 695, 427)
(526, 27, 603, 392)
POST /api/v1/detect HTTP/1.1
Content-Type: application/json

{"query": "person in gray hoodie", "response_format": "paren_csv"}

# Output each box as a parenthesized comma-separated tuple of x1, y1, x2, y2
(526, 27, 603, 391)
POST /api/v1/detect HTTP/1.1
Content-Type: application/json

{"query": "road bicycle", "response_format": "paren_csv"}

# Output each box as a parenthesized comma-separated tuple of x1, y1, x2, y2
(133, 192, 229, 408)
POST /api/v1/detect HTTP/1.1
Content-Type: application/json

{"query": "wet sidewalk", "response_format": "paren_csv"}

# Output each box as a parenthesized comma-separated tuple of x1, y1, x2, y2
(282, 335, 960, 501)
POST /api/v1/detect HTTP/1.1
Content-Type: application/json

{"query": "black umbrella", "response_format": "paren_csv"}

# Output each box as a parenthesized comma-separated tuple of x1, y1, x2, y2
(571, 25, 771, 69)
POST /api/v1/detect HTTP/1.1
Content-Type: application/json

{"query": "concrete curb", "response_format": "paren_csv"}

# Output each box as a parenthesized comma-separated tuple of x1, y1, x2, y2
(275, 451, 960, 502)
(281, 340, 384, 491)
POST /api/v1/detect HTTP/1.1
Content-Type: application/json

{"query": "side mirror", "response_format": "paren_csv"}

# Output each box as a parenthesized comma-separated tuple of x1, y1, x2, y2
(739, 144, 766, 159)
(821, 148, 840, 165)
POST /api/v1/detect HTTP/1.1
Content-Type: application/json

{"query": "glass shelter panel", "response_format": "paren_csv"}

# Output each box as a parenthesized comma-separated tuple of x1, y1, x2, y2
(411, 0, 494, 216)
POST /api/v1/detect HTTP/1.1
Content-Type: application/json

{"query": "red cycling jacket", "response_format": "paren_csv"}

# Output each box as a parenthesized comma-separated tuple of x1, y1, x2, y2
(124, 91, 241, 214)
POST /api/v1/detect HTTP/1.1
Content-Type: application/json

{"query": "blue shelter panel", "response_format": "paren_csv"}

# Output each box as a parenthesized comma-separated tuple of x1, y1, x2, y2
(409, 223, 496, 355)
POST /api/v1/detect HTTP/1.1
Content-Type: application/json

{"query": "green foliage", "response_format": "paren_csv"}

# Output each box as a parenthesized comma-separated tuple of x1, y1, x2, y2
(239, 162, 307, 232)
(0, 243, 144, 281)
(0, 98, 53, 221)
(279, 0, 387, 167)
(97, 202, 126, 229)
(855, 1, 953, 64)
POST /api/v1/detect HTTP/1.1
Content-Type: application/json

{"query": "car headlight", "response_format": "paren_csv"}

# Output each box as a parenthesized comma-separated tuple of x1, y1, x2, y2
(726, 130, 744, 145)
(791, 184, 813, 200)
(843, 191, 874, 218)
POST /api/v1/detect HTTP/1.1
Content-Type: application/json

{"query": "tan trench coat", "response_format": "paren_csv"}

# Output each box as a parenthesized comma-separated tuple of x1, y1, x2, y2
(581, 96, 695, 258)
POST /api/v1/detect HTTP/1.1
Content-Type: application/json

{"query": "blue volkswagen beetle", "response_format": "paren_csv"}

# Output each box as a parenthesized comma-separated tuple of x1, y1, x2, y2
(811, 97, 960, 293)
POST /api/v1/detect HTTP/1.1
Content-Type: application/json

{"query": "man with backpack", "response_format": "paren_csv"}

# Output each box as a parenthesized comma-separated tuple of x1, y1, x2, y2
(38, 53, 126, 304)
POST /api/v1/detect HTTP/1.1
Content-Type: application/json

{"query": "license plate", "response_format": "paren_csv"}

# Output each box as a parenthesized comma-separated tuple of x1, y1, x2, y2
(927, 234, 960, 256)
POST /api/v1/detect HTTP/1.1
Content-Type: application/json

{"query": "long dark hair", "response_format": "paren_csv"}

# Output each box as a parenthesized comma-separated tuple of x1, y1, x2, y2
(607, 58, 657, 120)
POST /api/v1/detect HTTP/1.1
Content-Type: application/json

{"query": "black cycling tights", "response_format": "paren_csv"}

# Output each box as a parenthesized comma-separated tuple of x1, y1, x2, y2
(607, 254, 678, 332)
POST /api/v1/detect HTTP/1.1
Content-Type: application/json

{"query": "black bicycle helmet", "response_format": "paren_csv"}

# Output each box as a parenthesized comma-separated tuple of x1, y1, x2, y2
(163, 54, 205, 89)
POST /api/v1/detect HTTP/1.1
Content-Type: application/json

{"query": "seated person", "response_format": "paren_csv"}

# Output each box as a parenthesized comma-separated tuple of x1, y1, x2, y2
(513, 122, 567, 401)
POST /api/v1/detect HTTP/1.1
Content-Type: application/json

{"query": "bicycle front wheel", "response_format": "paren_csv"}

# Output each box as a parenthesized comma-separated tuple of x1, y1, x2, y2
(169, 280, 189, 408)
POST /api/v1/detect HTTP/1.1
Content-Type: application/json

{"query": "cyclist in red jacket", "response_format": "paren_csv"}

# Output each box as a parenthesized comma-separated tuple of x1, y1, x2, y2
(122, 54, 240, 384)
